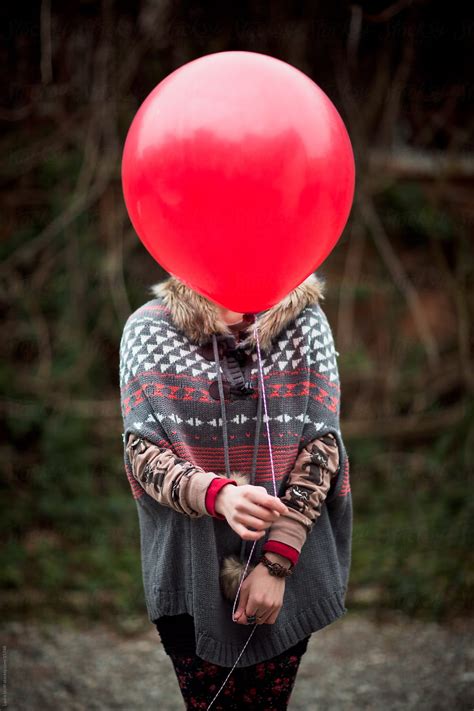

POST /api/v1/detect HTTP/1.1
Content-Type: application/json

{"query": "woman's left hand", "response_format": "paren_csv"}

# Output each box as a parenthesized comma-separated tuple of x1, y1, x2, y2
(233, 563, 286, 625)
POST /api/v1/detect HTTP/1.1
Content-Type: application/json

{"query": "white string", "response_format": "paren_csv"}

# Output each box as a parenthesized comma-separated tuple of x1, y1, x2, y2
(254, 316, 279, 499)
(207, 317, 278, 709)
(205, 623, 259, 709)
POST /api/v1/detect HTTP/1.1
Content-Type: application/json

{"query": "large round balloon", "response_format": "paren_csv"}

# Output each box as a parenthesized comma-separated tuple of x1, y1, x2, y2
(121, 50, 355, 313)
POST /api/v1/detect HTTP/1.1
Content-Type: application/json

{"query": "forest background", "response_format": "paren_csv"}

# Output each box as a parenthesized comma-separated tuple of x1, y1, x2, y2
(1, 0, 472, 632)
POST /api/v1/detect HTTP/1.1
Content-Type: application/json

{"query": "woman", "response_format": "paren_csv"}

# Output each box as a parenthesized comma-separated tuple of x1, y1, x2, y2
(119, 272, 352, 709)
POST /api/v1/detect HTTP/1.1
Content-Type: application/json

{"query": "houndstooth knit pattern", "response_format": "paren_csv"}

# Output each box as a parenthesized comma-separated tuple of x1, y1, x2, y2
(119, 293, 352, 668)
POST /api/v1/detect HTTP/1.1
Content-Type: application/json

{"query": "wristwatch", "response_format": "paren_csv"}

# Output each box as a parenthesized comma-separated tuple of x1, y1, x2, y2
(258, 553, 294, 578)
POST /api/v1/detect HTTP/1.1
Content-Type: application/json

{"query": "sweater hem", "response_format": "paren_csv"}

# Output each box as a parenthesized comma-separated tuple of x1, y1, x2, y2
(147, 588, 194, 619)
(197, 586, 348, 667)
(148, 585, 348, 667)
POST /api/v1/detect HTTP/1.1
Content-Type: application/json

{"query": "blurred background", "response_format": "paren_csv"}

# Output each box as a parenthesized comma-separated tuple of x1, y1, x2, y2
(0, 0, 472, 708)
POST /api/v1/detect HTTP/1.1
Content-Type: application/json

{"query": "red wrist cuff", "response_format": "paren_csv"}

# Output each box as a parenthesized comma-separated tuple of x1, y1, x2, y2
(262, 540, 300, 567)
(205, 478, 237, 519)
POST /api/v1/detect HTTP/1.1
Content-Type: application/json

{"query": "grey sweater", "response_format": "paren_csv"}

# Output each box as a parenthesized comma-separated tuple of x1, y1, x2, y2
(118, 273, 352, 667)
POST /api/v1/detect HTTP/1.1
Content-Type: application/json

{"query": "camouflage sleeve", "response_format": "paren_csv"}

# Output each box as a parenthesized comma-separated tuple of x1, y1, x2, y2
(125, 434, 236, 518)
(262, 433, 340, 564)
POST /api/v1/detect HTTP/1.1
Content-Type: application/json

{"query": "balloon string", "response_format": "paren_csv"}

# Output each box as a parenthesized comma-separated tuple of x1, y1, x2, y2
(207, 317, 278, 710)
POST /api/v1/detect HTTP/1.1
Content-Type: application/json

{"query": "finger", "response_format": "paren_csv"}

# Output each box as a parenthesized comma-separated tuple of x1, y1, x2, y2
(266, 608, 281, 624)
(238, 501, 283, 522)
(250, 491, 289, 514)
(238, 513, 272, 531)
(265, 498, 289, 515)
(235, 524, 266, 541)
(233, 586, 249, 622)
(245, 598, 263, 619)
(244, 598, 261, 624)
(256, 608, 273, 625)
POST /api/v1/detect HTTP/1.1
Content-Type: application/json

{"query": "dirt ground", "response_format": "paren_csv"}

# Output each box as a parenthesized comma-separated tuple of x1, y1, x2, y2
(2, 610, 473, 710)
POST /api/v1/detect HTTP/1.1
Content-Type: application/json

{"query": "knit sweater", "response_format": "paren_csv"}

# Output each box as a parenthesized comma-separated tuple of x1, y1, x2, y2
(125, 428, 339, 568)
(119, 272, 352, 667)
(123, 303, 342, 570)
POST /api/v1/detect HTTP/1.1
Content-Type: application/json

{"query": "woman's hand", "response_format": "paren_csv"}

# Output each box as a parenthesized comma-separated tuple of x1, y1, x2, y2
(233, 561, 286, 625)
(215, 484, 289, 540)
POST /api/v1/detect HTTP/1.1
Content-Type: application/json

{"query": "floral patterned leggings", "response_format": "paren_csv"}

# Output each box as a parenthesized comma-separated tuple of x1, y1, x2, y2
(154, 613, 310, 710)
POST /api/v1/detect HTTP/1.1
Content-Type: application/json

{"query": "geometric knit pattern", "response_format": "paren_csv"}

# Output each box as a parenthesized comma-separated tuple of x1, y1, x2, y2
(120, 305, 339, 386)
(120, 301, 345, 490)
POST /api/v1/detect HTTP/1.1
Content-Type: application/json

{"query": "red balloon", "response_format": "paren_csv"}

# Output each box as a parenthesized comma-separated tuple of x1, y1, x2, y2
(121, 51, 355, 313)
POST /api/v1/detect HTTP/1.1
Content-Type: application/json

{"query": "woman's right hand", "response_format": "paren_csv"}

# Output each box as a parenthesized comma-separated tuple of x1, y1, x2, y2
(215, 484, 289, 540)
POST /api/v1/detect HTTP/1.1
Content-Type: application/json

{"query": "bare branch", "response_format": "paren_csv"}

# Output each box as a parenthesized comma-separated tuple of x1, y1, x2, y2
(336, 222, 367, 350)
(368, 148, 474, 180)
(40, 0, 53, 84)
(377, 15, 416, 148)
(363, 0, 415, 23)
(347, 4, 363, 68)
(356, 194, 441, 369)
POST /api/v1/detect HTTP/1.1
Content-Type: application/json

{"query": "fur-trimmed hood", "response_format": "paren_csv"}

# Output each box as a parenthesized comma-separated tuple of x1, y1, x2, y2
(149, 272, 326, 351)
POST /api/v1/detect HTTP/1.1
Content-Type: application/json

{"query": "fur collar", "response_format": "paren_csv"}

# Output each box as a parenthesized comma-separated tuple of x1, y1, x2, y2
(149, 273, 326, 351)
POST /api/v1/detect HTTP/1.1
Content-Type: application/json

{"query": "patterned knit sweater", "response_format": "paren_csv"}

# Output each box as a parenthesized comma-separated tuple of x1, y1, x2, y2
(119, 273, 352, 667)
